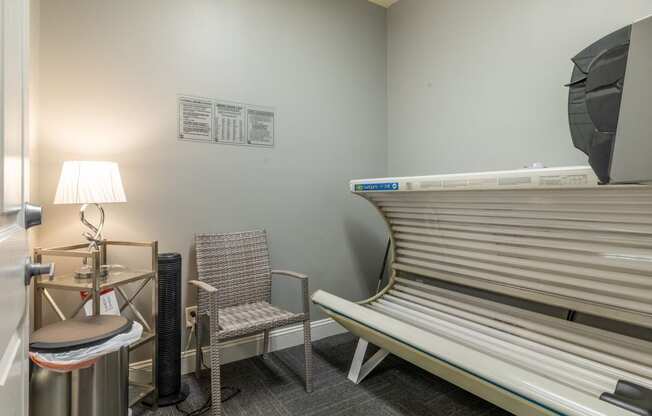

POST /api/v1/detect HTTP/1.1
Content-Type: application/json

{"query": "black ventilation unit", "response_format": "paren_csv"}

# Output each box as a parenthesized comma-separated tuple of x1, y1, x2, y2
(146, 252, 188, 406)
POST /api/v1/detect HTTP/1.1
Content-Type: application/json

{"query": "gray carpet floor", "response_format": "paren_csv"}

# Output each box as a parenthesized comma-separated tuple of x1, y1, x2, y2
(134, 333, 512, 416)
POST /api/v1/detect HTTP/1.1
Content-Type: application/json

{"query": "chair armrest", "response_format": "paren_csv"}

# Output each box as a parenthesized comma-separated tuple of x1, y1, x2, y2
(189, 280, 219, 322)
(189, 280, 218, 293)
(271, 270, 308, 280)
(271, 270, 310, 317)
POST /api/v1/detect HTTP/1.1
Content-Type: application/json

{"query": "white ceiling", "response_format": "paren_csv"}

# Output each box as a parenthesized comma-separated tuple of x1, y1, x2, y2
(368, 0, 400, 8)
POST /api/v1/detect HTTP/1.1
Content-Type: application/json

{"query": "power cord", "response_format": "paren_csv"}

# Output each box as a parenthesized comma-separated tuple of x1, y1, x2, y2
(176, 313, 241, 416)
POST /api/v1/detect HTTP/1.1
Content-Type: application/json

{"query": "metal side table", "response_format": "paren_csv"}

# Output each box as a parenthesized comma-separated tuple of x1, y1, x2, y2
(33, 240, 159, 409)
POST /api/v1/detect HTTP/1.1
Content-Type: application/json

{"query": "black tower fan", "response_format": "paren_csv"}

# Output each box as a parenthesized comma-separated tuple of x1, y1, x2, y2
(146, 252, 188, 406)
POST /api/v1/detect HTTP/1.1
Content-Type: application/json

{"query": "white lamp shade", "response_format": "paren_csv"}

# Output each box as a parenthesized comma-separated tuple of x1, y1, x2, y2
(54, 161, 127, 205)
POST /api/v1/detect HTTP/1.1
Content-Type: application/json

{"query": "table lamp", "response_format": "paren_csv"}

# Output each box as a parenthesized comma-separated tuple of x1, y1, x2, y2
(54, 161, 127, 279)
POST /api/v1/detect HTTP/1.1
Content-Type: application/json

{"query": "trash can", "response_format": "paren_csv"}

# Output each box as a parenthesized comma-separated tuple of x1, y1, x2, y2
(30, 347, 129, 416)
(29, 316, 140, 416)
(30, 365, 70, 416)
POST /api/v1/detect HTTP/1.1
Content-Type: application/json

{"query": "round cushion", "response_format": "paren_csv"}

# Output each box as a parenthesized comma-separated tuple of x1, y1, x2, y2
(30, 315, 132, 352)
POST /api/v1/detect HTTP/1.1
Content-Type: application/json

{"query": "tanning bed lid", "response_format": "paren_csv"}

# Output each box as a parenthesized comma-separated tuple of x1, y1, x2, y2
(567, 14, 652, 184)
(351, 166, 599, 193)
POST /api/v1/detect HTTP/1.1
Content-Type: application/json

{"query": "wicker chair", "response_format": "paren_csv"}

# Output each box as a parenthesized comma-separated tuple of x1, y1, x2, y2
(190, 230, 313, 416)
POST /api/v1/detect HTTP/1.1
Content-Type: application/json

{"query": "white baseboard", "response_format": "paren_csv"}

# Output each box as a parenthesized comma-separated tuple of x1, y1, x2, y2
(130, 318, 345, 382)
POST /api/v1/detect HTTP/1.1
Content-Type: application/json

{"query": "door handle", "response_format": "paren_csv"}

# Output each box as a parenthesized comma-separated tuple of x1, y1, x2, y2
(22, 203, 42, 229)
(25, 260, 55, 286)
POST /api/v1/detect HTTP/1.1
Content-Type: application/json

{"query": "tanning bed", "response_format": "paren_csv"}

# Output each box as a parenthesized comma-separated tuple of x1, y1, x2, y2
(313, 166, 652, 416)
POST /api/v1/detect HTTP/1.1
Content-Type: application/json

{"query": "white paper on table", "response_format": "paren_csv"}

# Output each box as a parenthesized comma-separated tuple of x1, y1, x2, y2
(83, 289, 120, 316)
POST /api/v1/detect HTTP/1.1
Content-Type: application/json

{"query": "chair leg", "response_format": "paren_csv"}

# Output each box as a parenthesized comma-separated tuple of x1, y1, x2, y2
(195, 317, 202, 379)
(210, 343, 222, 416)
(262, 329, 271, 359)
(303, 320, 313, 393)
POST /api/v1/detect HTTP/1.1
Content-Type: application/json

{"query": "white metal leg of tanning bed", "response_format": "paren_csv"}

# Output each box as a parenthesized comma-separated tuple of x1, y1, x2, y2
(347, 338, 389, 384)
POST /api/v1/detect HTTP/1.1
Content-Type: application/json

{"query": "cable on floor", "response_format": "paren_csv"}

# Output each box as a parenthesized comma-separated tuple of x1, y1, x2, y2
(175, 345, 241, 415)
(175, 386, 240, 416)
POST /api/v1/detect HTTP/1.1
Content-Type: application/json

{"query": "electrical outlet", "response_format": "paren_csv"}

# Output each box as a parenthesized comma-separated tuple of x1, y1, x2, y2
(185, 306, 197, 328)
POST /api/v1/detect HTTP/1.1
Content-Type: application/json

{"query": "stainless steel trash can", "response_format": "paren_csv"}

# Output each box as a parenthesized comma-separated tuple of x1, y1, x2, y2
(30, 366, 70, 416)
(74, 346, 129, 416)
(30, 346, 129, 416)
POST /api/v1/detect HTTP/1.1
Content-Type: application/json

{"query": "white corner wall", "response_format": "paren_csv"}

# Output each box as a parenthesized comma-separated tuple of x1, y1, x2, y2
(387, 0, 652, 176)
(35, 0, 388, 341)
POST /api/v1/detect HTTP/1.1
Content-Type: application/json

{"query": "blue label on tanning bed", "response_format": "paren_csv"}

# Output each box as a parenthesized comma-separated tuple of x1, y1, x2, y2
(355, 182, 399, 192)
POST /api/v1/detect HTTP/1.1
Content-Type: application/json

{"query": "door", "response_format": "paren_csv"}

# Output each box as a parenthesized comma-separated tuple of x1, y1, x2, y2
(0, 0, 30, 415)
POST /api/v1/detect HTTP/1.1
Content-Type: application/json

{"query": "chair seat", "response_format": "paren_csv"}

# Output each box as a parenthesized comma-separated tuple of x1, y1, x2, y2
(216, 301, 305, 340)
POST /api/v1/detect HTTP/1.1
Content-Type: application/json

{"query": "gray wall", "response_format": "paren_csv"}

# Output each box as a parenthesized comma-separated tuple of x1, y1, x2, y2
(36, 0, 651, 352)
(387, 0, 652, 176)
(35, 0, 388, 340)
(386, 0, 652, 337)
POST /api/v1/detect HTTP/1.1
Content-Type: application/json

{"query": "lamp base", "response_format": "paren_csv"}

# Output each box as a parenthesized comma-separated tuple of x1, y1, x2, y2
(74, 265, 109, 281)
(80, 203, 105, 251)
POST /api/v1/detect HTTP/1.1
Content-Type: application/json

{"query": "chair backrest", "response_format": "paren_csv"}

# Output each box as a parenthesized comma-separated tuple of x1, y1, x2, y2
(352, 168, 652, 329)
(195, 230, 272, 315)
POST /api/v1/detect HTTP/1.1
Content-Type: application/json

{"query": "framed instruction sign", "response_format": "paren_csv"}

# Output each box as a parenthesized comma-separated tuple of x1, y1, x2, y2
(246, 106, 275, 146)
(178, 96, 214, 142)
(215, 101, 246, 144)
(178, 95, 275, 148)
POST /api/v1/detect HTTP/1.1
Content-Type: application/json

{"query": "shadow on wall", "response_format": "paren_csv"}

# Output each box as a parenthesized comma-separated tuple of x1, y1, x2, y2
(343, 216, 389, 297)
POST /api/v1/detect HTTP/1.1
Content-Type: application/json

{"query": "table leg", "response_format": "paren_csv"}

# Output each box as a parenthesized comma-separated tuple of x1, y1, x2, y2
(34, 287, 43, 330)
